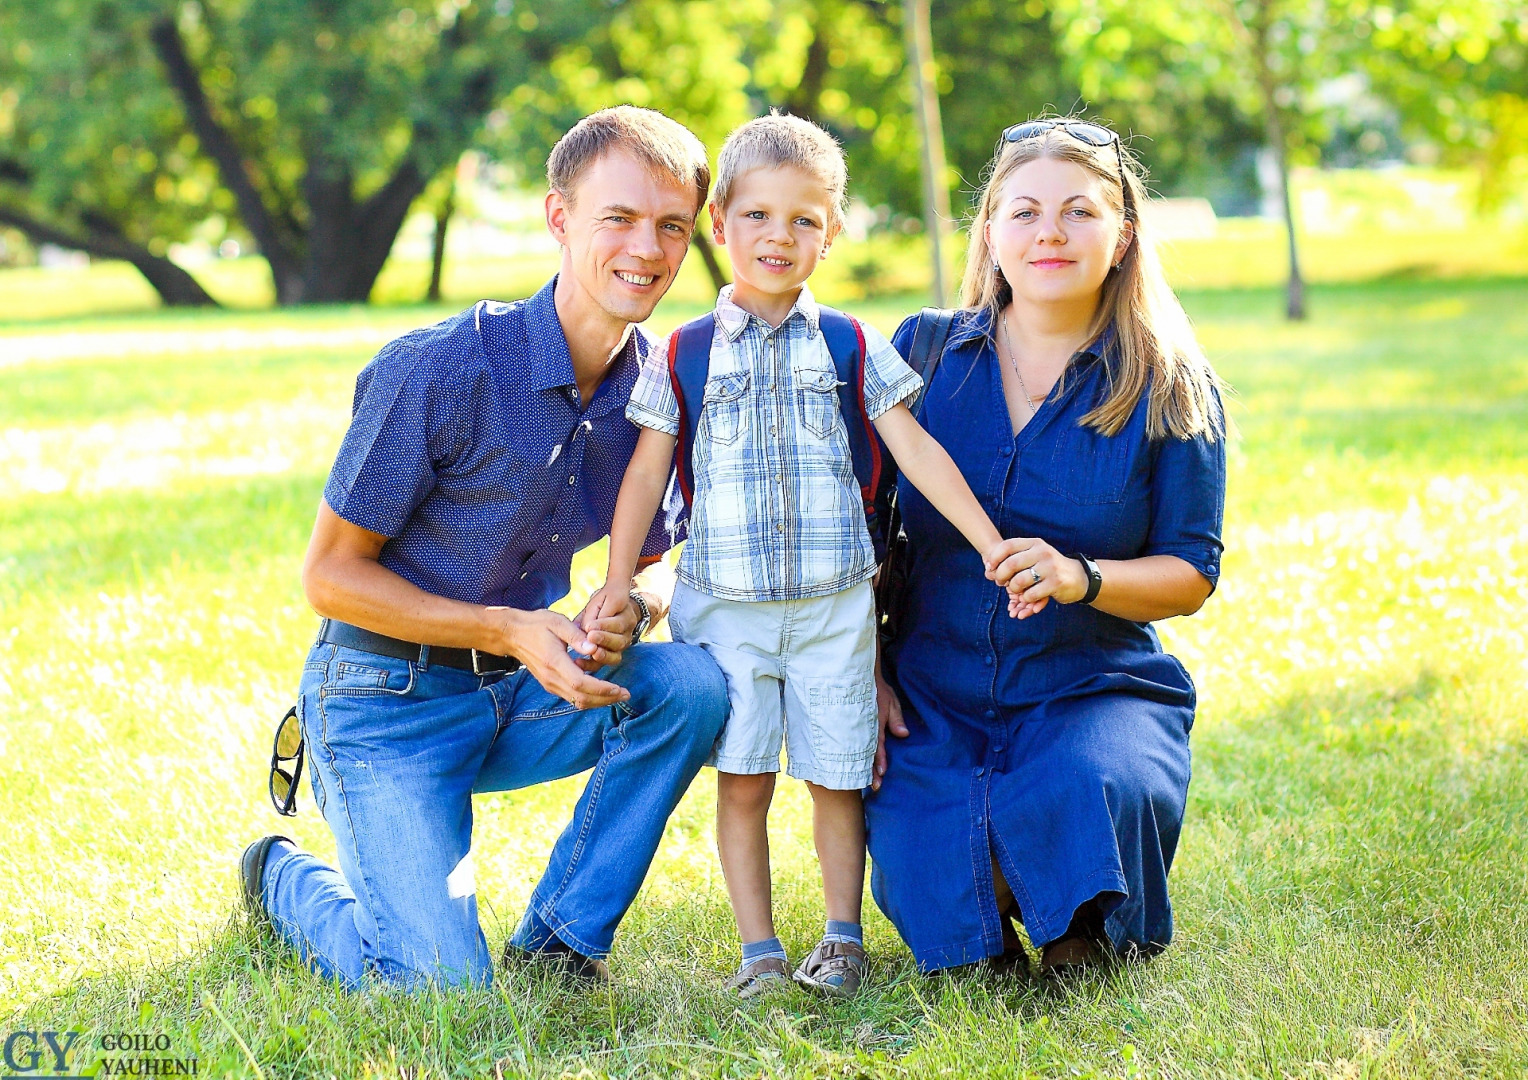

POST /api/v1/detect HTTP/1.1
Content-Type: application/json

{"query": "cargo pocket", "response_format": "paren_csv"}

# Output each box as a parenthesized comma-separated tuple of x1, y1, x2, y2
(803, 673, 877, 763)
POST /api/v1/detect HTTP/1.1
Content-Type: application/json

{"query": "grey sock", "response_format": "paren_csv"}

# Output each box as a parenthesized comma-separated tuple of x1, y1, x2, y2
(822, 919, 862, 946)
(740, 936, 787, 971)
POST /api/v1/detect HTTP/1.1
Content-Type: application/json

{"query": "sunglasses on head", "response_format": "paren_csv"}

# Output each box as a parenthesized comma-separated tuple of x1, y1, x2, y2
(269, 705, 304, 817)
(1001, 120, 1132, 211)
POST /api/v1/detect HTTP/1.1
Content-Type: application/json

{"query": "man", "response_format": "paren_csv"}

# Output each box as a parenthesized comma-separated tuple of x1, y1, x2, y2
(240, 106, 728, 989)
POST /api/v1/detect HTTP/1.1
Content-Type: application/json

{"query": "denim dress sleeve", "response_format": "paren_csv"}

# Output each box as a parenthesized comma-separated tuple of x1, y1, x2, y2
(1142, 393, 1227, 590)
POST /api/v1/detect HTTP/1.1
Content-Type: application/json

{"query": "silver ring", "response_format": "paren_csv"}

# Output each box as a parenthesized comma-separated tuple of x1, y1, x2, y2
(1030, 567, 1042, 586)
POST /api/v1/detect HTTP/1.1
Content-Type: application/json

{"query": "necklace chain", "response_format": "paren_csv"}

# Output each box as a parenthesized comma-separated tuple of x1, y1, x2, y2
(999, 316, 1046, 417)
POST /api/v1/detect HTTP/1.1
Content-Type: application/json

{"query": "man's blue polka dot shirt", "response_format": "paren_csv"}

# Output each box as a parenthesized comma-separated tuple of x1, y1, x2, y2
(323, 276, 674, 611)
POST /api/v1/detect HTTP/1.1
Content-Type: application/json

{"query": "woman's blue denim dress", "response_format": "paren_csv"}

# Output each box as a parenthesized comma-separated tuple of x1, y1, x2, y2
(864, 310, 1226, 972)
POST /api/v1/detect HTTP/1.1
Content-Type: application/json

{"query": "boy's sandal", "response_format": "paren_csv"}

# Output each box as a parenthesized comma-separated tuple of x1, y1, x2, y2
(792, 939, 867, 998)
(726, 955, 791, 1000)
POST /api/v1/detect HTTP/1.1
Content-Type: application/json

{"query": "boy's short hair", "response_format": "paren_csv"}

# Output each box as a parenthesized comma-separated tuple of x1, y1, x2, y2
(712, 112, 848, 231)
(547, 106, 711, 216)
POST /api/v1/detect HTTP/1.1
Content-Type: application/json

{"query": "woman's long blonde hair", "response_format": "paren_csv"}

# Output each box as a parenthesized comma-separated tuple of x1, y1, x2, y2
(961, 120, 1224, 442)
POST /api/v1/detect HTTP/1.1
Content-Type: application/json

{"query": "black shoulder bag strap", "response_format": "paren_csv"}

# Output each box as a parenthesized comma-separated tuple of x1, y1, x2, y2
(875, 307, 956, 645)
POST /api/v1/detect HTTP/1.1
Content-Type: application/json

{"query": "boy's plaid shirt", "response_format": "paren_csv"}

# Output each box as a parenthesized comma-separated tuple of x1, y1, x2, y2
(627, 285, 923, 602)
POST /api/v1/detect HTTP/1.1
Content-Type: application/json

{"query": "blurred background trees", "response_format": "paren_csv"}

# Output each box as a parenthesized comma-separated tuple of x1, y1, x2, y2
(1, 0, 1523, 312)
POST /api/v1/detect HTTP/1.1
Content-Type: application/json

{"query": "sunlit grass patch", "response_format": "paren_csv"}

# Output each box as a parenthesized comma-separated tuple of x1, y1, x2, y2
(2, 278, 1525, 1077)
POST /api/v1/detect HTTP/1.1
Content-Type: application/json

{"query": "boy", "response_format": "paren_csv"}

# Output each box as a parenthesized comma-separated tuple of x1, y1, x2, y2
(586, 114, 1005, 998)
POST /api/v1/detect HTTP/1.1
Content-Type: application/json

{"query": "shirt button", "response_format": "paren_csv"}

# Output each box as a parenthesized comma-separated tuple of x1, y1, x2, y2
(985, 710, 996, 719)
(1001, 446, 1013, 457)
(568, 475, 576, 485)
(984, 655, 994, 666)
(520, 571, 529, 579)
(550, 534, 559, 543)
(775, 523, 784, 532)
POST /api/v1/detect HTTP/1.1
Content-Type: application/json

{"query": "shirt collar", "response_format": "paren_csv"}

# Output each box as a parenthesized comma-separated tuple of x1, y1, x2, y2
(519, 276, 578, 392)
(714, 283, 821, 340)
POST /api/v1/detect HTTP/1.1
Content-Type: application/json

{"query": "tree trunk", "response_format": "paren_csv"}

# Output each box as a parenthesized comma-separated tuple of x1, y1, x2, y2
(1269, 120, 1306, 321)
(0, 204, 218, 307)
(903, 0, 953, 307)
(1242, 1, 1306, 321)
(294, 158, 429, 304)
(150, 17, 302, 300)
(427, 184, 455, 303)
(691, 230, 729, 294)
(783, 6, 833, 118)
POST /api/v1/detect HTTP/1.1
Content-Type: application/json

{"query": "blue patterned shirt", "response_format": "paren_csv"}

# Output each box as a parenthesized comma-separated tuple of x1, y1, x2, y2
(627, 285, 923, 601)
(323, 277, 672, 610)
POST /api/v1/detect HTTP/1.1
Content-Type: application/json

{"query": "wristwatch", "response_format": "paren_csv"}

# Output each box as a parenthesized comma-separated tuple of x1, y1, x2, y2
(627, 590, 653, 642)
(1069, 553, 1103, 605)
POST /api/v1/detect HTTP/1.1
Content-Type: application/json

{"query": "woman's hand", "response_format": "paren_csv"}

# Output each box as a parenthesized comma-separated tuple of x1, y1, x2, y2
(984, 538, 1088, 620)
(872, 658, 909, 792)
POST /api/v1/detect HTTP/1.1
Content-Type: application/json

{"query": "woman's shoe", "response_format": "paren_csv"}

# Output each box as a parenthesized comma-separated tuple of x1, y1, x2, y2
(1040, 934, 1104, 977)
(992, 899, 1032, 977)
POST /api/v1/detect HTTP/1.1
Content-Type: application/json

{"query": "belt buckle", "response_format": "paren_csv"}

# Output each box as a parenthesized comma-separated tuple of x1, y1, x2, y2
(470, 649, 511, 677)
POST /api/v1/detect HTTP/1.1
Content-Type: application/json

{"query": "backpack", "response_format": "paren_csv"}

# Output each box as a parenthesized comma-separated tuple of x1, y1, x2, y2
(663, 307, 889, 559)
(873, 307, 956, 644)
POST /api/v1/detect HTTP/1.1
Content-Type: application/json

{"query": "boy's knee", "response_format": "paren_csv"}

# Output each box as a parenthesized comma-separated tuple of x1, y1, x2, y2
(718, 771, 776, 813)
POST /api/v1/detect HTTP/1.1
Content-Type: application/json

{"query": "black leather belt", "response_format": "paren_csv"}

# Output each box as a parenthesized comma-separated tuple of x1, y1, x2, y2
(319, 619, 522, 676)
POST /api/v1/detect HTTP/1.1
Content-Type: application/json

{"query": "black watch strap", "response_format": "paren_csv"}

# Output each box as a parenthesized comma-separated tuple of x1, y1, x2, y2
(627, 590, 652, 641)
(1070, 553, 1103, 605)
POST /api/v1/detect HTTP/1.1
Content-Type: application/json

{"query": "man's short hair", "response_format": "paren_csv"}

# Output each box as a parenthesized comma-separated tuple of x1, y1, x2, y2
(547, 106, 711, 216)
(712, 112, 848, 231)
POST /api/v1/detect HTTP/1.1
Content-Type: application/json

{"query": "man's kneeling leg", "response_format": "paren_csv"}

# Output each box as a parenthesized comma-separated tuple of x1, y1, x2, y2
(478, 642, 727, 960)
(260, 655, 500, 989)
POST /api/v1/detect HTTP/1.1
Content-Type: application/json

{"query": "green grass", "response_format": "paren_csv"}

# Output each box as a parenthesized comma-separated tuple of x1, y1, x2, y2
(2, 276, 1526, 1078)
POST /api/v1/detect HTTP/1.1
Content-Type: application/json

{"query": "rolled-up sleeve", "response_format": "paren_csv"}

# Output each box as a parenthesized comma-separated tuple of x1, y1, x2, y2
(626, 345, 681, 435)
(322, 345, 462, 538)
(1142, 405, 1227, 590)
(861, 322, 924, 419)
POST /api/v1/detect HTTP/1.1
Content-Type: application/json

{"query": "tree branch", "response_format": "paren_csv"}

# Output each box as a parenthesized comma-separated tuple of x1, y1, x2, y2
(0, 202, 217, 306)
(148, 16, 300, 286)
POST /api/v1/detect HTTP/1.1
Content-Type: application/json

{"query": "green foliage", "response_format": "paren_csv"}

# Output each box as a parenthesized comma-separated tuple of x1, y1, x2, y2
(0, 0, 228, 251)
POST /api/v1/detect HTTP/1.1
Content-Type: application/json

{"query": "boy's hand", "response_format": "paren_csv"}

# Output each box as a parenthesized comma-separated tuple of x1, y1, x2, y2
(984, 536, 1090, 618)
(573, 582, 638, 670)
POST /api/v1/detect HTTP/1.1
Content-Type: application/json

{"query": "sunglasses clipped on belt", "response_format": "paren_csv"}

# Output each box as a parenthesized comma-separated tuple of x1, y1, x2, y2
(1001, 119, 1132, 210)
(269, 705, 304, 816)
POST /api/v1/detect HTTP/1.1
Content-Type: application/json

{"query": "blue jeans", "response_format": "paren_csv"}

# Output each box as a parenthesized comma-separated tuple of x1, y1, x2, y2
(263, 639, 728, 989)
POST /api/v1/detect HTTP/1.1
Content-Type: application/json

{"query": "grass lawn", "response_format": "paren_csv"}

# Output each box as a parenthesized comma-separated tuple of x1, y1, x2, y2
(2, 276, 1526, 1078)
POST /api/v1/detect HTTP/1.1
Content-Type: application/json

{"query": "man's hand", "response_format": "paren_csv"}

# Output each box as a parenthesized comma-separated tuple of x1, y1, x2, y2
(496, 607, 631, 709)
(871, 660, 909, 792)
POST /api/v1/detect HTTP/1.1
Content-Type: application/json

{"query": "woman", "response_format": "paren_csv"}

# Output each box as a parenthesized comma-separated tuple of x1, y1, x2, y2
(865, 118, 1227, 974)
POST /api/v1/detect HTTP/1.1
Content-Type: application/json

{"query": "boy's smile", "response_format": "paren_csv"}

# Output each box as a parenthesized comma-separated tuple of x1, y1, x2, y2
(712, 165, 838, 327)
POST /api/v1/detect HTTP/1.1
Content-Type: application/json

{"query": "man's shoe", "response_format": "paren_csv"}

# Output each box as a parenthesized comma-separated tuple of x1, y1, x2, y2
(792, 939, 867, 998)
(239, 835, 294, 917)
(502, 939, 611, 985)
